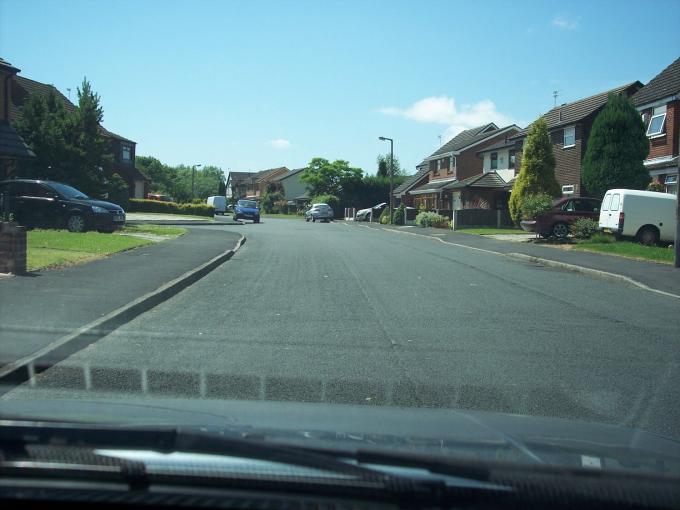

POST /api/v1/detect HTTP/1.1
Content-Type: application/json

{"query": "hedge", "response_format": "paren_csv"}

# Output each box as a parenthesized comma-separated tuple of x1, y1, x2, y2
(127, 199, 215, 217)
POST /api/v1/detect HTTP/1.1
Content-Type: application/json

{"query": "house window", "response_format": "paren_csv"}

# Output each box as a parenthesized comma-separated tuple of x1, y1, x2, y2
(509, 150, 516, 169)
(563, 126, 576, 148)
(647, 105, 666, 137)
(440, 157, 450, 173)
(490, 152, 498, 170)
(122, 144, 132, 162)
(430, 160, 439, 175)
(665, 174, 678, 195)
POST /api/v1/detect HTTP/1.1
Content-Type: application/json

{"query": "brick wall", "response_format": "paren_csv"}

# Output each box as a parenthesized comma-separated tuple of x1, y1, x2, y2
(642, 100, 679, 160)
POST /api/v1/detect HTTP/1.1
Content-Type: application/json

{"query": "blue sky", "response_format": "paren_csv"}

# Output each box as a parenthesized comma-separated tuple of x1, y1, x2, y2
(1, 0, 679, 177)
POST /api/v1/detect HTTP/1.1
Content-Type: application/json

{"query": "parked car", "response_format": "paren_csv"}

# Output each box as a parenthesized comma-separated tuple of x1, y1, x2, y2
(233, 199, 260, 223)
(355, 202, 387, 221)
(0, 179, 126, 233)
(146, 193, 174, 202)
(599, 189, 676, 245)
(520, 197, 601, 238)
(305, 203, 334, 222)
(206, 195, 226, 215)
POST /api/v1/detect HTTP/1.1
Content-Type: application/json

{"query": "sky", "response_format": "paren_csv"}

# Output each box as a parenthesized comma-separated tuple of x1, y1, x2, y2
(1, 0, 679, 177)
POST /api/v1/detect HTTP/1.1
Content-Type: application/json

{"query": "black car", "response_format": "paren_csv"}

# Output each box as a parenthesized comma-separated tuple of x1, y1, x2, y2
(0, 179, 126, 233)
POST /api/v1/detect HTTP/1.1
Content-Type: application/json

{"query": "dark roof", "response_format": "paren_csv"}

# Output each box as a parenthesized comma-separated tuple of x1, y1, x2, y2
(511, 81, 642, 138)
(410, 176, 458, 194)
(393, 162, 429, 195)
(633, 57, 680, 107)
(255, 166, 289, 182)
(645, 156, 679, 171)
(0, 57, 20, 74)
(428, 123, 499, 158)
(10, 75, 136, 144)
(273, 167, 307, 181)
(476, 139, 516, 155)
(0, 122, 35, 159)
(444, 171, 509, 190)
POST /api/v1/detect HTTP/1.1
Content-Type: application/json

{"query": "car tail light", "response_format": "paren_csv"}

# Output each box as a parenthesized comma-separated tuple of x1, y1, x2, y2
(618, 212, 624, 229)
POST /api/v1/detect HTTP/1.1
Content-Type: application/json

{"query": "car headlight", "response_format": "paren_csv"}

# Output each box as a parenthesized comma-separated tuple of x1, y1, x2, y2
(92, 206, 109, 214)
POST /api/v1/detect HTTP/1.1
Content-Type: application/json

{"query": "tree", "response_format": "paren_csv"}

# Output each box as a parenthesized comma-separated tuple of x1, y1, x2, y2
(218, 180, 226, 196)
(582, 94, 650, 198)
(67, 78, 113, 196)
(300, 158, 363, 197)
(508, 118, 561, 223)
(376, 154, 404, 177)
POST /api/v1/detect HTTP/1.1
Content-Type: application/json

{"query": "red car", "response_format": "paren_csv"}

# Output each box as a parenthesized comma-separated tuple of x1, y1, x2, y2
(520, 197, 601, 238)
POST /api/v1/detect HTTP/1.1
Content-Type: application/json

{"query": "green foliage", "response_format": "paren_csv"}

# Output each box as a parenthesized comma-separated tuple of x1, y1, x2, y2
(570, 217, 599, 239)
(646, 181, 664, 192)
(392, 203, 405, 225)
(261, 190, 284, 213)
(376, 153, 404, 177)
(583, 232, 616, 244)
(310, 194, 340, 214)
(135, 157, 225, 203)
(582, 94, 650, 198)
(508, 118, 561, 223)
(301, 158, 363, 197)
(415, 211, 449, 228)
(379, 207, 391, 224)
(127, 199, 215, 217)
(520, 193, 553, 220)
(104, 174, 129, 209)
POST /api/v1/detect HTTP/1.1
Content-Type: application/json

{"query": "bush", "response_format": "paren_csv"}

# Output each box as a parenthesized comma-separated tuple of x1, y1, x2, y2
(415, 211, 449, 228)
(571, 218, 599, 239)
(392, 203, 405, 225)
(584, 232, 616, 244)
(647, 181, 664, 192)
(127, 199, 215, 217)
(104, 173, 129, 210)
(521, 193, 553, 220)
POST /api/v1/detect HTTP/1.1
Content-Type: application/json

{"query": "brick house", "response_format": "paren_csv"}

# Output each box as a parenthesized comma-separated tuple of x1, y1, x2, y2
(403, 123, 519, 214)
(632, 57, 680, 195)
(226, 167, 289, 201)
(0, 58, 34, 163)
(271, 167, 310, 204)
(509, 81, 643, 198)
(3, 62, 148, 197)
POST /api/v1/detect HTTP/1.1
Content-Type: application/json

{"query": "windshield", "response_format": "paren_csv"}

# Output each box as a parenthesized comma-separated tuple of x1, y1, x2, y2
(2, 0, 680, 487)
(48, 182, 89, 200)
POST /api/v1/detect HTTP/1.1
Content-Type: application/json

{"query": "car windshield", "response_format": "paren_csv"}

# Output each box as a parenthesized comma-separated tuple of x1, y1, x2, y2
(2, 1, 680, 491)
(48, 182, 89, 200)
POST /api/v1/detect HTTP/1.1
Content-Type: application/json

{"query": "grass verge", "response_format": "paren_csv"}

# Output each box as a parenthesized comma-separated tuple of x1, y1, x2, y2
(457, 228, 527, 235)
(121, 224, 188, 236)
(27, 230, 153, 271)
(573, 239, 674, 264)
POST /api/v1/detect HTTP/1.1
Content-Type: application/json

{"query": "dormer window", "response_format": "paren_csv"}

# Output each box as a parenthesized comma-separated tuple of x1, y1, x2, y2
(647, 105, 666, 137)
(563, 126, 575, 148)
(122, 144, 132, 162)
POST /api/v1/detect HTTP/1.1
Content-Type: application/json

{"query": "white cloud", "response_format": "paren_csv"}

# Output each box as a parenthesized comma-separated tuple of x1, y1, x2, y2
(379, 95, 517, 139)
(269, 139, 291, 149)
(552, 15, 579, 30)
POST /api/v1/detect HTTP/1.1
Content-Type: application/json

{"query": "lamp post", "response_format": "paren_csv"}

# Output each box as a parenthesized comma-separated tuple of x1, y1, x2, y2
(191, 164, 202, 199)
(379, 136, 394, 224)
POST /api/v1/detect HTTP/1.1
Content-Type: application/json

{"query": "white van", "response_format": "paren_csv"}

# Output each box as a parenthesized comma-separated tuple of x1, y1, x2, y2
(206, 196, 226, 215)
(599, 189, 676, 245)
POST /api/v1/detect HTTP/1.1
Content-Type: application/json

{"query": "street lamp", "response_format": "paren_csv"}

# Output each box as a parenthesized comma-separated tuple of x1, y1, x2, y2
(379, 136, 394, 224)
(191, 164, 202, 199)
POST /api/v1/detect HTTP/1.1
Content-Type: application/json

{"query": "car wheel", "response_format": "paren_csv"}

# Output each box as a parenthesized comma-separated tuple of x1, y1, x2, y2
(254, 217, 260, 223)
(312, 217, 316, 222)
(637, 226, 659, 246)
(552, 222, 569, 239)
(67, 214, 87, 233)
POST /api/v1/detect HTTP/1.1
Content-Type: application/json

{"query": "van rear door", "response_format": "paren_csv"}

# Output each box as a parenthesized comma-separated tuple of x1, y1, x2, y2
(599, 192, 612, 229)
(608, 192, 623, 233)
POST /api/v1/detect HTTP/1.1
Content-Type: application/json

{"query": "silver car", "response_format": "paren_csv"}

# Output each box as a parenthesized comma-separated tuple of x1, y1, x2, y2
(305, 203, 334, 222)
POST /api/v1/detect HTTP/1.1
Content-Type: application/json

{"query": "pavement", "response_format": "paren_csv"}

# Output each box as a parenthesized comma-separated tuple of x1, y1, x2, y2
(0, 226, 241, 373)
(3, 217, 679, 439)
(358, 223, 680, 297)
(126, 213, 240, 225)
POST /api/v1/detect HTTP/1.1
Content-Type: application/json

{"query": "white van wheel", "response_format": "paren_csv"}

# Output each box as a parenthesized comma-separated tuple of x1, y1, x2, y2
(637, 226, 659, 246)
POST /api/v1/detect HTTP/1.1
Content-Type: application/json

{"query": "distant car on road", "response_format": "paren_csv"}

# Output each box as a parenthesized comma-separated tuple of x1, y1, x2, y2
(355, 202, 387, 221)
(0, 179, 126, 233)
(146, 193, 174, 202)
(305, 203, 334, 222)
(520, 197, 601, 238)
(206, 196, 227, 215)
(233, 199, 260, 223)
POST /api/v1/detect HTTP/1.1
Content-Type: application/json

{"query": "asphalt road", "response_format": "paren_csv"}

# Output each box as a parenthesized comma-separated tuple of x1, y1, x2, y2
(4, 218, 680, 438)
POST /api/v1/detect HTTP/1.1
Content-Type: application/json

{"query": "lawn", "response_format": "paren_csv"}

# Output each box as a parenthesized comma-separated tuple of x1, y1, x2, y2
(573, 239, 674, 264)
(121, 224, 187, 236)
(27, 230, 153, 271)
(457, 227, 527, 235)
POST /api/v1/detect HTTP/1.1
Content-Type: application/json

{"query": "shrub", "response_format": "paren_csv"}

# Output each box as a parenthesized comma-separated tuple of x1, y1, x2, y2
(379, 207, 391, 224)
(190, 198, 204, 204)
(104, 173, 129, 210)
(415, 211, 449, 228)
(392, 203, 405, 225)
(585, 232, 616, 244)
(521, 193, 553, 220)
(647, 181, 664, 192)
(127, 199, 214, 217)
(571, 217, 599, 239)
